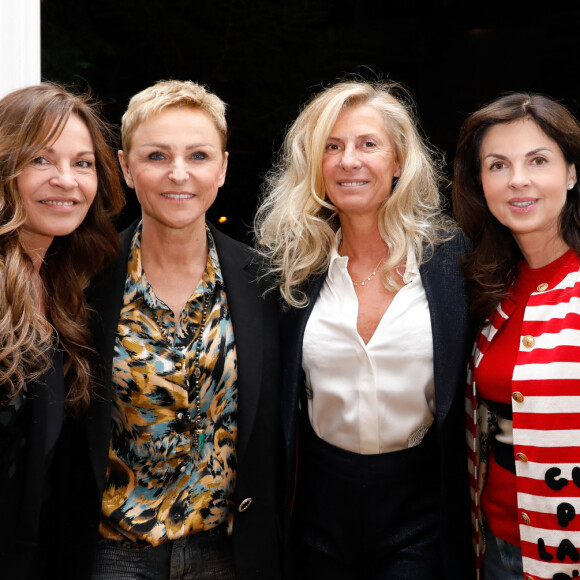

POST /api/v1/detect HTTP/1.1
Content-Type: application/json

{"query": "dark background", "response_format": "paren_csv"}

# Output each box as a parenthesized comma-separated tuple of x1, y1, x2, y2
(41, 0, 580, 242)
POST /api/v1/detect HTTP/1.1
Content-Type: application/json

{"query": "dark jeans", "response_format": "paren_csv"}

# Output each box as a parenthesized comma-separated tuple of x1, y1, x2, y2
(481, 526, 523, 580)
(92, 532, 235, 580)
(292, 420, 442, 580)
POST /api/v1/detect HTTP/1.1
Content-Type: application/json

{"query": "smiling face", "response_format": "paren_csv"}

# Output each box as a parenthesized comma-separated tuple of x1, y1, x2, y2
(322, 104, 401, 221)
(480, 118, 576, 259)
(16, 113, 98, 257)
(120, 107, 228, 235)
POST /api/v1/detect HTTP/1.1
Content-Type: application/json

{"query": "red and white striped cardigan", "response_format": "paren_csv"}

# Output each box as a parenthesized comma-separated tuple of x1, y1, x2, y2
(467, 250, 580, 580)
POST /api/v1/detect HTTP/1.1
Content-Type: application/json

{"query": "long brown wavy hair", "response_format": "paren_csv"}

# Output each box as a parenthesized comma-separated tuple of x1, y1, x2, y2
(452, 93, 580, 323)
(0, 83, 125, 414)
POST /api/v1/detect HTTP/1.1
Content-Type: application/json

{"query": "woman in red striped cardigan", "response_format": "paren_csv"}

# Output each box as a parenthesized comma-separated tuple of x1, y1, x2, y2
(453, 93, 580, 580)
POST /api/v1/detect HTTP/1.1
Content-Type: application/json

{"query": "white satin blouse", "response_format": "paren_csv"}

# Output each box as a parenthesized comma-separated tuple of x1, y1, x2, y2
(302, 242, 435, 454)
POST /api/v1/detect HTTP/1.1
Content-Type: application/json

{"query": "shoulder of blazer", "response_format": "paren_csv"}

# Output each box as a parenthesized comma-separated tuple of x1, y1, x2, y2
(421, 229, 470, 267)
(420, 228, 471, 326)
(208, 222, 257, 276)
(420, 229, 475, 425)
(207, 223, 283, 310)
(279, 272, 326, 347)
(87, 220, 137, 313)
(86, 220, 138, 392)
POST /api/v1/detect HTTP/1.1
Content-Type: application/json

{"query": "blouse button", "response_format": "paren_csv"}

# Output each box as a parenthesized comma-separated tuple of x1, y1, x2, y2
(516, 452, 529, 462)
(170, 509, 184, 523)
(525, 575, 534, 580)
(521, 512, 531, 525)
(522, 335, 535, 348)
(537, 283, 549, 292)
(512, 392, 525, 403)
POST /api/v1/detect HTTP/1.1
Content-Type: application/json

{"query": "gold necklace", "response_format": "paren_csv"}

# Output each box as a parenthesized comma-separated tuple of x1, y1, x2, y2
(349, 257, 385, 287)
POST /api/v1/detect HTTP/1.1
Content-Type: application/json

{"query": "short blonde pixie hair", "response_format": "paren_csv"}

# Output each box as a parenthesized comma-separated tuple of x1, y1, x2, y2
(120, 79, 228, 154)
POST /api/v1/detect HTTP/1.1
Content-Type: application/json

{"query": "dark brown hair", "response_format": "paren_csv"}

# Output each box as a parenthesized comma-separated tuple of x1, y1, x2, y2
(452, 93, 580, 322)
(0, 83, 125, 413)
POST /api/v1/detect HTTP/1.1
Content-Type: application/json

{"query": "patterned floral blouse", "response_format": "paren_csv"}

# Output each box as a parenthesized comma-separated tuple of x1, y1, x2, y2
(99, 224, 238, 546)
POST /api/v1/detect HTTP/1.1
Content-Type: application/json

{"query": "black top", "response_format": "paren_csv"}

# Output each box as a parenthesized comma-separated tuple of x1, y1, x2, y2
(44, 346, 64, 454)
(0, 340, 66, 579)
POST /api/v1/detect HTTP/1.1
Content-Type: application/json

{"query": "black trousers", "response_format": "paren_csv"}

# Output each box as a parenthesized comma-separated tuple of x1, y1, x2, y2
(292, 418, 443, 580)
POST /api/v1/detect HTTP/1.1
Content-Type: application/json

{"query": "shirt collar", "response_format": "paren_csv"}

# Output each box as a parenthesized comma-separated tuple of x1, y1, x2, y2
(327, 230, 348, 284)
(402, 247, 419, 284)
(327, 228, 419, 285)
(125, 221, 223, 309)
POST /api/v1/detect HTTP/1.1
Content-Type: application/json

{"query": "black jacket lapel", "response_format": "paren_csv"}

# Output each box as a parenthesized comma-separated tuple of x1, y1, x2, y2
(209, 224, 263, 465)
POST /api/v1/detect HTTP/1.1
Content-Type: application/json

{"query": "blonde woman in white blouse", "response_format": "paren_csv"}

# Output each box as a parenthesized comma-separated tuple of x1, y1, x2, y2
(256, 81, 476, 580)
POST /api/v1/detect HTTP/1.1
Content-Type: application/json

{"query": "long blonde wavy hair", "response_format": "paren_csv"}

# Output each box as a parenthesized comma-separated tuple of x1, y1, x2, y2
(255, 80, 451, 307)
(0, 84, 124, 414)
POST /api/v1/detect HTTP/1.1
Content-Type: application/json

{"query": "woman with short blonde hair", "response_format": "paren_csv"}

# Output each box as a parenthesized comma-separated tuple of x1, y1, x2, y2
(84, 79, 282, 580)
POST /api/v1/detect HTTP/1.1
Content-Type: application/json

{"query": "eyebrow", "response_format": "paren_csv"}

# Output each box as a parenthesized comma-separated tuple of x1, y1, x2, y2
(44, 147, 95, 156)
(326, 133, 381, 140)
(483, 147, 553, 160)
(139, 142, 217, 150)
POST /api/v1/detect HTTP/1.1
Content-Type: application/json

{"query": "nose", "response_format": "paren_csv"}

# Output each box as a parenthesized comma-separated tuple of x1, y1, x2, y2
(339, 144, 361, 170)
(508, 166, 530, 189)
(49, 165, 77, 190)
(169, 158, 189, 183)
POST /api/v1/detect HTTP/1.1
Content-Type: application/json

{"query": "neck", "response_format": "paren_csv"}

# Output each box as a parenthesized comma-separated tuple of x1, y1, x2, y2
(140, 217, 208, 271)
(21, 239, 48, 315)
(338, 215, 387, 263)
(515, 231, 570, 269)
(21, 232, 51, 273)
(28, 250, 47, 274)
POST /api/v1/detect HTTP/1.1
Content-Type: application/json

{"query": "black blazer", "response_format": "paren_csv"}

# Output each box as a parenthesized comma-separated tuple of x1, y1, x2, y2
(280, 233, 476, 579)
(0, 378, 61, 579)
(62, 222, 283, 579)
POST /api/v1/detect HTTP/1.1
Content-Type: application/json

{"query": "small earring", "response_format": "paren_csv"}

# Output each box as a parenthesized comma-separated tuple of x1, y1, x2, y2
(568, 183, 575, 190)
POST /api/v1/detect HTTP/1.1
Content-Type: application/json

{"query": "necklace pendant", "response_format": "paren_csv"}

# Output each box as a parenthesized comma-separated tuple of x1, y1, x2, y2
(194, 428, 205, 451)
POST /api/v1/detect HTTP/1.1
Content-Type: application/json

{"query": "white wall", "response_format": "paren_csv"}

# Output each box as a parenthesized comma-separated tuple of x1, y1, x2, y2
(0, 0, 41, 98)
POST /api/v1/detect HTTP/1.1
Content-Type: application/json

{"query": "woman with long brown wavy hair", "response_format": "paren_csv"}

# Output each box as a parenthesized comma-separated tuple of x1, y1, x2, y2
(0, 83, 124, 578)
(453, 93, 580, 579)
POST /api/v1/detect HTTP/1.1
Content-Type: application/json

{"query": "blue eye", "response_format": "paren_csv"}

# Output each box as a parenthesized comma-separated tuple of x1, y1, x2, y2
(148, 152, 165, 161)
(192, 152, 207, 160)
